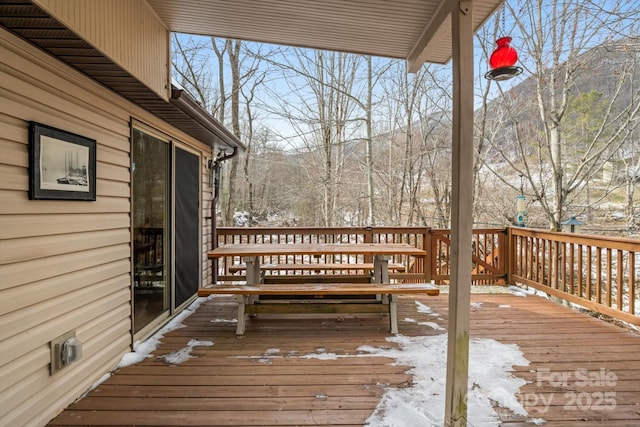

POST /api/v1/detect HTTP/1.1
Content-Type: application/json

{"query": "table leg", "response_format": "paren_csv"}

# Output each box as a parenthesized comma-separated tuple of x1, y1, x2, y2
(373, 255, 390, 283)
(236, 295, 247, 335)
(389, 294, 398, 334)
(244, 256, 261, 284)
(374, 255, 391, 302)
(243, 256, 261, 306)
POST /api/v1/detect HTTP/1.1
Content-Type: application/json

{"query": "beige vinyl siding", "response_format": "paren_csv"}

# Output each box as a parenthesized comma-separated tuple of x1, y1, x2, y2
(202, 156, 214, 287)
(0, 24, 133, 426)
(34, 0, 170, 100)
(0, 27, 211, 426)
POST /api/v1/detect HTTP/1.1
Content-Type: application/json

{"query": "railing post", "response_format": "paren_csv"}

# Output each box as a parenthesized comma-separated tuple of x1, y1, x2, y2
(211, 203, 218, 284)
(364, 226, 373, 263)
(505, 226, 512, 285)
(424, 227, 432, 283)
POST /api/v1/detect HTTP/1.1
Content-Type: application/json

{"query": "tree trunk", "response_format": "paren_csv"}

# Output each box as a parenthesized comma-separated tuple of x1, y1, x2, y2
(365, 56, 375, 226)
(224, 40, 241, 225)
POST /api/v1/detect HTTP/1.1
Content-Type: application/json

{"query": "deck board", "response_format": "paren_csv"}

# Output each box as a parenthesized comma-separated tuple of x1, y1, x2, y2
(48, 292, 640, 426)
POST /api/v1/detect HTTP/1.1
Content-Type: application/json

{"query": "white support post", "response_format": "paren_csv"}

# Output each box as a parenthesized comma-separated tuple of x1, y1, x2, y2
(235, 295, 247, 335)
(374, 255, 390, 302)
(375, 255, 391, 284)
(244, 256, 261, 284)
(388, 294, 398, 334)
(444, 1, 474, 426)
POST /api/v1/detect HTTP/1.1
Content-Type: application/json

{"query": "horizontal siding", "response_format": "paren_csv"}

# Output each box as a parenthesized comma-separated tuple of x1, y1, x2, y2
(0, 288, 131, 403)
(201, 156, 213, 287)
(0, 229, 130, 265)
(98, 144, 131, 169)
(4, 317, 131, 427)
(0, 74, 132, 140)
(0, 266, 131, 333)
(0, 244, 129, 291)
(0, 189, 131, 215)
(36, 0, 170, 100)
(0, 23, 214, 426)
(99, 179, 131, 198)
(0, 345, 49, 395)
(0, 260, 130, 318)
(0, 163, 26, 191)
(0, 26, 133, 427)
(0, 213, 130, 240)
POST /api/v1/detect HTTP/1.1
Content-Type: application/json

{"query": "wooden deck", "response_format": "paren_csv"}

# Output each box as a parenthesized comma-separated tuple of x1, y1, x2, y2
(48, 292, 640, 426)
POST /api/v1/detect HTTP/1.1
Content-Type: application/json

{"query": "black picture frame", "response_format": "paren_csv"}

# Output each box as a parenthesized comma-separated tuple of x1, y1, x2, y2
(29, 122, 97, 201)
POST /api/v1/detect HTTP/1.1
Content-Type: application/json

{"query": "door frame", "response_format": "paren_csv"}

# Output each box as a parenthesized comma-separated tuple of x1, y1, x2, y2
(171, 142, 202, 313)
(130, 120, 203, 341)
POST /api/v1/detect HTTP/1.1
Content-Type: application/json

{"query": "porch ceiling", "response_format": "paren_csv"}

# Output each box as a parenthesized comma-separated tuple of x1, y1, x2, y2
(146, 0, 503, 72)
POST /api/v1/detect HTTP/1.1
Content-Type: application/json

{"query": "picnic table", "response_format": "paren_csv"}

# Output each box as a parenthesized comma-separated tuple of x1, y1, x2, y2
(207, 242, 425, 284)
(200, 242, 438, 334)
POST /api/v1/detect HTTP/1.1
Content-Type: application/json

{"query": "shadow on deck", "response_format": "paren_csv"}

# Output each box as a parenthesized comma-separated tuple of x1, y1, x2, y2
(49, 291, 640, 426)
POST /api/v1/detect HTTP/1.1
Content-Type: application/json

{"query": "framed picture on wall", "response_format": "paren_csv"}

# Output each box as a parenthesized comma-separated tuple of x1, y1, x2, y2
(29, 122, 97, 201)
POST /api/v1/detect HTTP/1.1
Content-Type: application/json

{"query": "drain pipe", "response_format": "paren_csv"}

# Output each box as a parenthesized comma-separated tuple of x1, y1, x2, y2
(209, 147, 238, 283)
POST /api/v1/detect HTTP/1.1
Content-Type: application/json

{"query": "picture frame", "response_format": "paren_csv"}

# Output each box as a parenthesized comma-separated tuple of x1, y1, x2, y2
(29, 122, 97, 201)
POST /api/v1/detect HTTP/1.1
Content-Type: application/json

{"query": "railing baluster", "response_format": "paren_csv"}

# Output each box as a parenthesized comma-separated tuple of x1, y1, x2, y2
(568, 243, 575, 295)
(586, 245, 592, 301)
(606, 248, 613, 307)
(618, 249, 624, 310)
(629, 252, 635, 315)
(596, 247, 602, 305)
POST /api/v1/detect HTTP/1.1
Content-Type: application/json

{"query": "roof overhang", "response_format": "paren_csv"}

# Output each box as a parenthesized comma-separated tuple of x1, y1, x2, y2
(0, 1, 243, 152)
(146, 0, 503, 72)
(0, 0, 503, 150)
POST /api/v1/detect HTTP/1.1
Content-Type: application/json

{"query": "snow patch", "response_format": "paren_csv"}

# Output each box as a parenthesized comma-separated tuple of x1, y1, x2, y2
(117, 297, 207, 368)
(361, 334, 535, 426)
(158, 339, 214, 365)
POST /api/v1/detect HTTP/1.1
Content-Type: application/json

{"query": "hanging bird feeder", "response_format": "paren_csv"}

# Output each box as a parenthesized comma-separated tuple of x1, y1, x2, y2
(484, 36, 523, 81)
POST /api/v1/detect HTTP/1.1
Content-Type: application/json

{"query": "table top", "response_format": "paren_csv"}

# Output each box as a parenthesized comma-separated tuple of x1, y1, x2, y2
(199, 282, 439, 296)
(208, 242, 426, 258)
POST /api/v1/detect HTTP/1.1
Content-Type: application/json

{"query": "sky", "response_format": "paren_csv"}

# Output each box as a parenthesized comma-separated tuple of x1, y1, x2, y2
(171, 0, 640, 153)
(87, 290, 548, 426)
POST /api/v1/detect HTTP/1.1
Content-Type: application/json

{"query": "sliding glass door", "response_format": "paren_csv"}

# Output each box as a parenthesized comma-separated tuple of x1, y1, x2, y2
(131, 126, 202, 335)
(132, 129, 169, 334)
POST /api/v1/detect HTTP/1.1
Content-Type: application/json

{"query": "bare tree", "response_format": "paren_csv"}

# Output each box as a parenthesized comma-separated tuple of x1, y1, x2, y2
(363, 56, 376, 226)
(240, 69, 267, 224)
(617, 49, 640, 231)
(172, 34, 218, 113)
(263, 48, 362, 226)
(377, 61, 452, 227)
(480, 0, 640, 230)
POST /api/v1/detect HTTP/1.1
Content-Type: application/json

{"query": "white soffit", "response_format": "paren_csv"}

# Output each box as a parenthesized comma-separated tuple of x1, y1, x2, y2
(146, 0, 502, 71)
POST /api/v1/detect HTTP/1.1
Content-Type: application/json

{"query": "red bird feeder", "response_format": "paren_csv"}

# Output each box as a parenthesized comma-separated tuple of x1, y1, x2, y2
(485, 36, 522, 81)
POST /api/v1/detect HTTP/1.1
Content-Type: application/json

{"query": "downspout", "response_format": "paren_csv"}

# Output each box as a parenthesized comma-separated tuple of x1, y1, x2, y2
(210, 147, 238, 283)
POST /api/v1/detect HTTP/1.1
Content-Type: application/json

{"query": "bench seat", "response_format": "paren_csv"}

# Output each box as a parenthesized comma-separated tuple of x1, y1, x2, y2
(198, 282, 439, 334)
(227, 262, 406, 274)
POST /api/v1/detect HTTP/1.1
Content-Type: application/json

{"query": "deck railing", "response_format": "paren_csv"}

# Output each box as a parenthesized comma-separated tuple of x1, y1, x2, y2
(429, 228, 507, 284)
(215, 226, 640, 326)
(216, 226, 507, 284)
(509, 227, 640, 326)
(216, 227, 431, 282)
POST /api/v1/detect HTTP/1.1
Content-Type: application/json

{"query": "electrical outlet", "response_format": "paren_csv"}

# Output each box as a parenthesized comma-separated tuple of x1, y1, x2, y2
(50, 331, 81, 375)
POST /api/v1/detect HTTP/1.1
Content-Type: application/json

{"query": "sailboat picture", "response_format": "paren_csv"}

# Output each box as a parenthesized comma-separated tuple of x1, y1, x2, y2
(40, 135, 90, 191)
(29, 122, 96, 201)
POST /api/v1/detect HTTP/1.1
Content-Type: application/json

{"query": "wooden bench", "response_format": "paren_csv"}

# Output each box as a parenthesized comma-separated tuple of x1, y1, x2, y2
(226, 262, 406, 274)
(198, 283, 439, 335)
(216, 274, 374, 284)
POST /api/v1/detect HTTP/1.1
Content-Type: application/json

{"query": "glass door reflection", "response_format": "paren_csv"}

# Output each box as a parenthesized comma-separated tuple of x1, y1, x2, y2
(132, 129, 169, 333)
